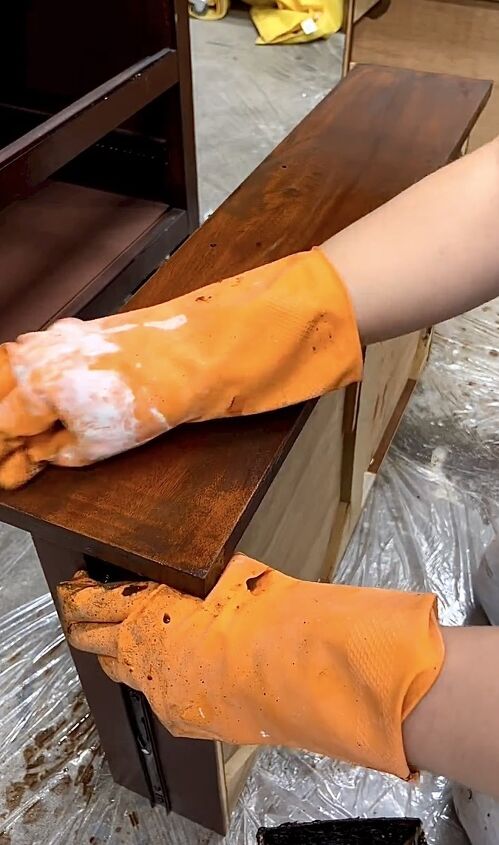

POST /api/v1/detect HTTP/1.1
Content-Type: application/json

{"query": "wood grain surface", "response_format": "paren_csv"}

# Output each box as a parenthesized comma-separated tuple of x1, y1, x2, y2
(0, 66, 491, 596)
(352, 0, 499, 150)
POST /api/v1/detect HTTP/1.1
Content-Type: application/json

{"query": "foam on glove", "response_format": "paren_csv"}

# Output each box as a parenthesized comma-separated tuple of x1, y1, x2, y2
(0, 250, 362, 488)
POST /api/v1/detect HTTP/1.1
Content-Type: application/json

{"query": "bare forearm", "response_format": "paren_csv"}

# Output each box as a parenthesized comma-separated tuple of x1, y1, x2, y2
(403, 626, 499, 797)
(323, 138, 499, 344)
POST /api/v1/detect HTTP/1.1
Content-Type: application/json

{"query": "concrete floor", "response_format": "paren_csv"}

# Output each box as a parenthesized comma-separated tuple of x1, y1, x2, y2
(0, 524, 45, 618)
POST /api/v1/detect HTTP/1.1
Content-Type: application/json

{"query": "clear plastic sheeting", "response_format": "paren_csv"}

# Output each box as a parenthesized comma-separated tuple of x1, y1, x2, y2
(231, 749, 466, 845)
(0, 593, 207, 845)
(395, 306, 499, 511)
(0, 592, 468, 845)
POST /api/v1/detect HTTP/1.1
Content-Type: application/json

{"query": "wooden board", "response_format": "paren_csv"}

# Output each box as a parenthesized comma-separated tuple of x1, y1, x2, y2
(352, 0, 499, 149)
(352, 331, 421, 493)
(0, 65, 491, 598)
(321, 329, 429, 573)
(240, 389, 345, 582)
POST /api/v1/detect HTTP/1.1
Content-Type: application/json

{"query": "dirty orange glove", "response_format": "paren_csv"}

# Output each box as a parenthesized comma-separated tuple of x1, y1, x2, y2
(58, 555, 444, 779)
(0, 249, 361, 488)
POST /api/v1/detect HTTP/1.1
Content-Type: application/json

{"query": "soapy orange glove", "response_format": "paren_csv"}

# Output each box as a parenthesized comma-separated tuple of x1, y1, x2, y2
(58, 555, 444, 779)
(0, 249, 362, 489)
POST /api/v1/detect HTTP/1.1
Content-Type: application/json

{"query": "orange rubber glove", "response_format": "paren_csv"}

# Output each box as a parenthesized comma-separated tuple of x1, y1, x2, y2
(58, 554, 444, 779)
(0, 249, 361, 489)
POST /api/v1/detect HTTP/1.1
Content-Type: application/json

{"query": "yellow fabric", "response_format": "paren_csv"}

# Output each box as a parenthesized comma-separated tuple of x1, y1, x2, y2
(59, 555, 445, 779)
(188, 0, 343, 43)
(189, 0, 229, 21)
(249, 0, 342, 44)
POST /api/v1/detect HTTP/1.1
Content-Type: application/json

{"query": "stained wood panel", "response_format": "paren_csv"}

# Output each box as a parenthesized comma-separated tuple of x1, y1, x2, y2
(352, 0, 499, 149)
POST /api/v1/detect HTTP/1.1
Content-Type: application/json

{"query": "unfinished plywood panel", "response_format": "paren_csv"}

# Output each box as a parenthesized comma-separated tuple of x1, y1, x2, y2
(353, 330, 421, 491)
(225, 745, 260, 810)
(241, 330, 428, 584)
(240, 389, 344, 581)
(353, 0, 499, 148)
(322, 330, 428, 575)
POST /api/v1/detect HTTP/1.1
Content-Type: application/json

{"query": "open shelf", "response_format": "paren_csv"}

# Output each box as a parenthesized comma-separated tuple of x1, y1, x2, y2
(0, 181, 188, 342)
(0, 49, 178, 207)
(0, 0, 198, 343)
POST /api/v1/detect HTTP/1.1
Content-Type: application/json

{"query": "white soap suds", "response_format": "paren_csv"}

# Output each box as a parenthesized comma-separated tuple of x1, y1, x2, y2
(56, 367, 139, 462)
(13, 319, 119, 377)
(10, 319, 121, 419)
(10, 319, 141, 463)
(145, 315, 187, 331)
(150, 408, 168, 427)
(9, 315, 176, 465)
(102, 323, 138, 335)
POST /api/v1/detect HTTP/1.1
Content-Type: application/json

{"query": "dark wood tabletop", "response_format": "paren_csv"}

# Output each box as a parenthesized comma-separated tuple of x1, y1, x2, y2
(0, 65, 491, 596)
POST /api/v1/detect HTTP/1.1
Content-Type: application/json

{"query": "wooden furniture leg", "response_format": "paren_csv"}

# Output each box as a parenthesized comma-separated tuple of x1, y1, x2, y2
(34, 538, 229, 834)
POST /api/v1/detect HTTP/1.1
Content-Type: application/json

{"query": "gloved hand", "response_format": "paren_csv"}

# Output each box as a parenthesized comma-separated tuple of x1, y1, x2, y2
(58, 554, 444, 779)
(0, 249, 362, 489)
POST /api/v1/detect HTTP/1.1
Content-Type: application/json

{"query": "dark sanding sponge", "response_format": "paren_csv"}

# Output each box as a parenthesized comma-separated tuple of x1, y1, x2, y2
(256, 817, 426, 844)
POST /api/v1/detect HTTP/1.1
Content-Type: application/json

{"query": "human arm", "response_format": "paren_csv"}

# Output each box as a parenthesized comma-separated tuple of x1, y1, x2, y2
(58, 557, 499, 799)
(2, 139, 499, 488)
(324, 136, 499, 343)
(403, 625, 499, 797)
